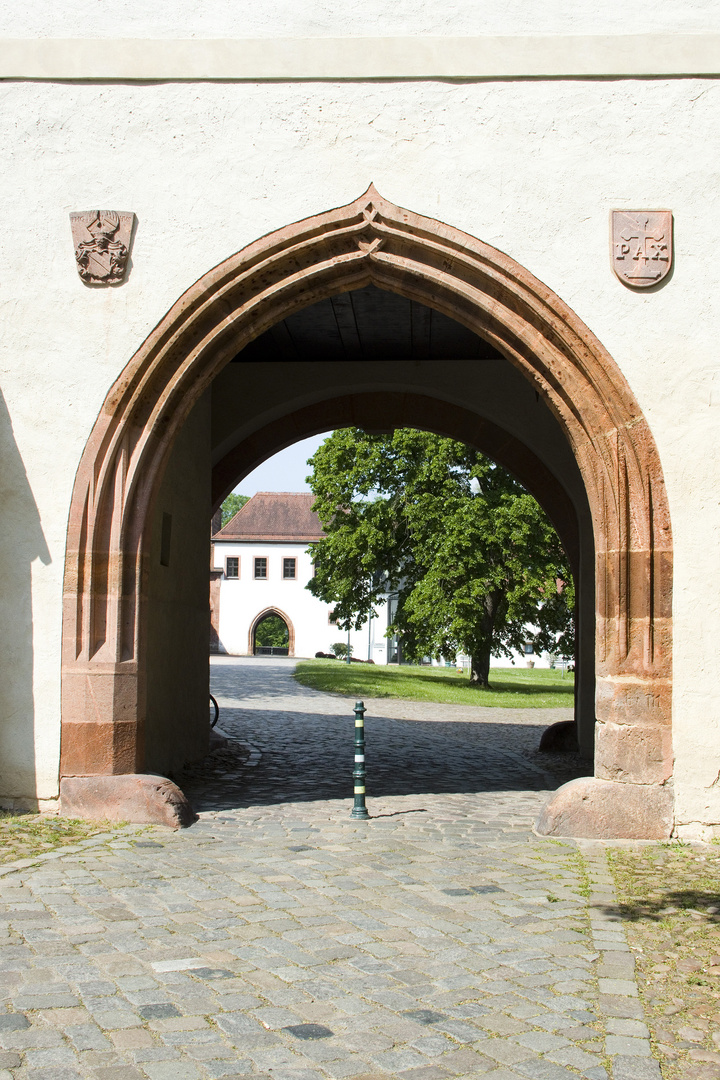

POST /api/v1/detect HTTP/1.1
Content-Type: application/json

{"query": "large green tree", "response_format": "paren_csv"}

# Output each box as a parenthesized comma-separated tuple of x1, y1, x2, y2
(254, 614, 290, 649)
(306, 428, 574, 687)
(220, 493, 249, 528)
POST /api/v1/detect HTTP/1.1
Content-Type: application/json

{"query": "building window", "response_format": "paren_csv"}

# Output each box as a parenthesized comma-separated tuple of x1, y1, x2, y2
(254, 557, 267, 579)
(283, 558, 297, 580)
(226, 557, 239, 579)
(328, 609, 337, 624)
(523, 642, 534, 655)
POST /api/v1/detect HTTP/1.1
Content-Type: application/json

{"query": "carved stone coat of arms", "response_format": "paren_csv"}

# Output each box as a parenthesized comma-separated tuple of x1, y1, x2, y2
(70, 211, 135, 283)
(611, 210, 673, 288)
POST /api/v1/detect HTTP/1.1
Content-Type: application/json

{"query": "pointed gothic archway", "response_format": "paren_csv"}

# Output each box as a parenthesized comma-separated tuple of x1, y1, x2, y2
(60, 187, 673, 836)
(250, 608, 294, 657)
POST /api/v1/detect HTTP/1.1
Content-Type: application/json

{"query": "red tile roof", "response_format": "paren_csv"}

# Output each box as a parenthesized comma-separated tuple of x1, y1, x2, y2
(213, 492, 325, 543)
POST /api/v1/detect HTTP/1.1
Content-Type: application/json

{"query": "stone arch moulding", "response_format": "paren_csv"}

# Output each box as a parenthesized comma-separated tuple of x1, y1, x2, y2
(249, 607, 295, 657)
(60, 185, 673, 838)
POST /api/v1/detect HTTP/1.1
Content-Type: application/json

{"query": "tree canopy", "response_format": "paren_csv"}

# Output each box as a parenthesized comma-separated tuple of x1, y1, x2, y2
(220, 493, 250, 528)
(254, 614, 290, 649)
(306, 428, 574, 687)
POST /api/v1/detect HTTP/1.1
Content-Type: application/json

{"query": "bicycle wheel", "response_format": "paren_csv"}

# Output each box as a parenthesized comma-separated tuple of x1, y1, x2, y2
(209, 694, 219, 728)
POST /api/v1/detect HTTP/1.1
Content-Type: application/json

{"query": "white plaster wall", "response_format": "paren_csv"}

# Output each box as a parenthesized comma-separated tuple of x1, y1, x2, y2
(3, 0, 720, 38)
(442, 650, 560, 671)
(0, 71, 719, 824)
(489, 653, 558, 671)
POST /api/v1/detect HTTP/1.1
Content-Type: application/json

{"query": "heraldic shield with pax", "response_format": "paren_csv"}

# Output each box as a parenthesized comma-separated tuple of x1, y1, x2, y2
(611, 210, 673, 288)
(70, 211, 135, 284)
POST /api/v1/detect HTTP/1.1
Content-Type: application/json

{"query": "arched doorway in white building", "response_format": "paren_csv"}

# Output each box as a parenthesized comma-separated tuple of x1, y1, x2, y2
(250, 608, 293, 657)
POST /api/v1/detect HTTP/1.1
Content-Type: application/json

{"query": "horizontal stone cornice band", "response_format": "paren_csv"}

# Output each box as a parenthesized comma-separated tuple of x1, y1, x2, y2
(1, 35, 720, 81)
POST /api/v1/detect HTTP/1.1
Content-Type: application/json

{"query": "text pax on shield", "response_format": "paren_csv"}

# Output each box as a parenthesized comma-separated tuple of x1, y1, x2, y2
(611, 210, 673, 288)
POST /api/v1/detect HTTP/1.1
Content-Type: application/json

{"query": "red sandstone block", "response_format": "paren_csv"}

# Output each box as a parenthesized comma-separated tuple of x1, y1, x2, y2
(60, 773, 196, 829)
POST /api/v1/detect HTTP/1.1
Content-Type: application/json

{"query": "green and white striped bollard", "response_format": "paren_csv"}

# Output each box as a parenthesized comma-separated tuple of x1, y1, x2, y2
(351, 700, 369, 819)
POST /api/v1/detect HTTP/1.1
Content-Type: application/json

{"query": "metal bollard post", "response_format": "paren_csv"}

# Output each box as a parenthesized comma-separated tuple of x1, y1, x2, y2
(351, 700, 369, 819)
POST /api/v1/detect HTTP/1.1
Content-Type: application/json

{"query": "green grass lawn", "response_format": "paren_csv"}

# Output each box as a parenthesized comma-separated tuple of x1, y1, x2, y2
(294, 659, 574, 708)
(0, 810, 115, 864)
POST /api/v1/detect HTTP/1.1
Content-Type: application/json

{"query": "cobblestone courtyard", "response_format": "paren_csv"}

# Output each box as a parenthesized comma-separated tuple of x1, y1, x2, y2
(0, 658, 658, 1080)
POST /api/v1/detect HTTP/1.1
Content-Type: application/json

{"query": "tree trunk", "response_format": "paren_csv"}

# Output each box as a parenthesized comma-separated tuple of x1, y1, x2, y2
(470, 645, 492, 687)
(469, 588, 503, 688)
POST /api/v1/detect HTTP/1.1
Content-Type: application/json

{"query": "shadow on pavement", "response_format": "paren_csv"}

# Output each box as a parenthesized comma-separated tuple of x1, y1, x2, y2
(175, 708, 588, 814)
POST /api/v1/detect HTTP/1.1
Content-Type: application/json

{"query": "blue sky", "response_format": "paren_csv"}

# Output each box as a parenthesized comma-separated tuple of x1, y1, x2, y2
(232, 432, 332, 497)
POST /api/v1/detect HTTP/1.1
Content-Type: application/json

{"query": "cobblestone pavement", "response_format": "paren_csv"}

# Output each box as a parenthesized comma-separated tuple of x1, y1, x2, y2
(0, 658, 657, 1080)
(185, 657, 586, 810)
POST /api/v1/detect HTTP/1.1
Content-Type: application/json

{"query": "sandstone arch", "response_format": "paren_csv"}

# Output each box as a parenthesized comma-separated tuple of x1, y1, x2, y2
(61, 186, 673, 836)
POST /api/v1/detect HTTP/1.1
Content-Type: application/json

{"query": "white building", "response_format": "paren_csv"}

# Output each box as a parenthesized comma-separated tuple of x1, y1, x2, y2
(211, 492, 396, 662)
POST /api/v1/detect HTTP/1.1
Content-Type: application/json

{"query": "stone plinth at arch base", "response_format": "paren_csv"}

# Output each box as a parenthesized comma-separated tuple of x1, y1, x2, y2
(60, 774, 196, 829)
(537, 778, 673, 840)
(60, 187, 674, 837)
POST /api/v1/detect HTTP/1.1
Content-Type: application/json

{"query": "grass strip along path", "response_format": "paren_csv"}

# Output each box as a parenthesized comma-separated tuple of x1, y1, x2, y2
(294, 658, 575, 708)
(609, 843, 720, 1079)
(0, 810, 114, 865)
